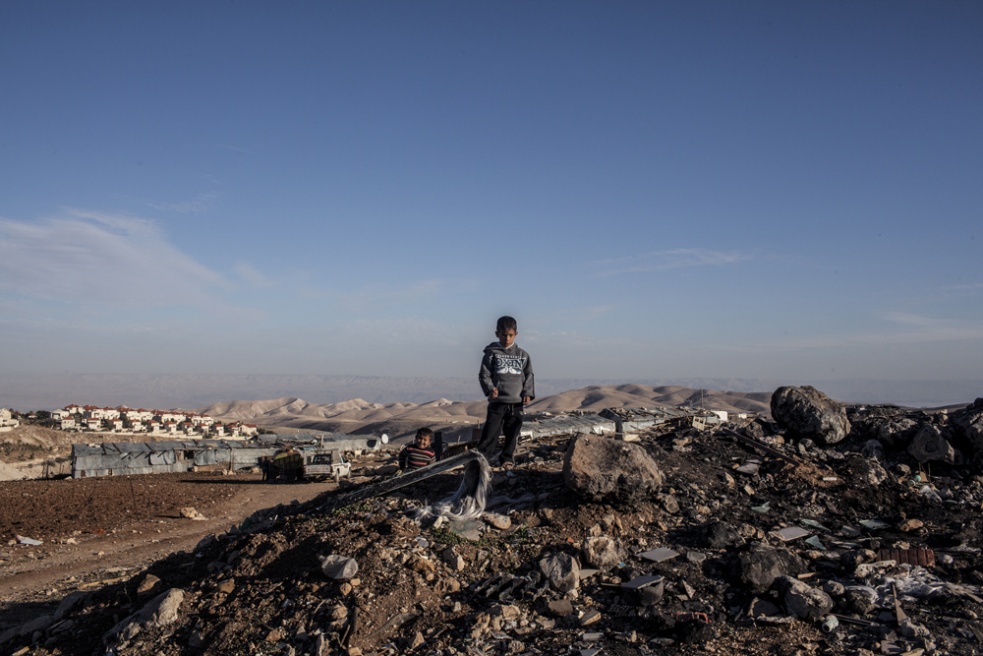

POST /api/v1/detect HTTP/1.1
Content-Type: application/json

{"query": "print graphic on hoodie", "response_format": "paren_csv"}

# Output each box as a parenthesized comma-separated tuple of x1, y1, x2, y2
(495, 354, 526, 375)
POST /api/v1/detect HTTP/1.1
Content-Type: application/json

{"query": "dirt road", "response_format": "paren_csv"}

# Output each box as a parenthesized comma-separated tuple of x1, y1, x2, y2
(0, 472, 336, 604)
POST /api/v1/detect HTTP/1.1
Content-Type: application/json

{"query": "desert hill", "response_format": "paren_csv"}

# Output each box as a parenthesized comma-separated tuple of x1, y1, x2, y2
(200, 384, 774, 439)
(530, 384, 771, 414)
(201, 396, 387, 422)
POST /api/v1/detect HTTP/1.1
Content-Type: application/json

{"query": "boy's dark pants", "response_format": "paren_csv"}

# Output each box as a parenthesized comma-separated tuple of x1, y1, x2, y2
(477, 402, 523, 461)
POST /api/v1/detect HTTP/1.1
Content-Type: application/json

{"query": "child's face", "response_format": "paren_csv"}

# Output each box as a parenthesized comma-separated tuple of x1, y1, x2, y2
(496, 328, 517, 348)
(416, 434, 431, 449)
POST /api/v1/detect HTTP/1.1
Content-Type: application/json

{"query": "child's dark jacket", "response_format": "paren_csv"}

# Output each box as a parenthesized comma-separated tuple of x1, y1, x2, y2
(479, 342, 535, 404)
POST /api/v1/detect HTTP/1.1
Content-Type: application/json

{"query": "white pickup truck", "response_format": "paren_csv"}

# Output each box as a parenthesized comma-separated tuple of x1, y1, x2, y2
(302, 449, 352, 483)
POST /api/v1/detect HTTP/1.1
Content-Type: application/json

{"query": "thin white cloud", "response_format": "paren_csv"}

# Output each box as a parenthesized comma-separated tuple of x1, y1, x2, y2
(0, 209, 228, 307)
(595, 248, 746, 277)
(233, 261, 275, 288)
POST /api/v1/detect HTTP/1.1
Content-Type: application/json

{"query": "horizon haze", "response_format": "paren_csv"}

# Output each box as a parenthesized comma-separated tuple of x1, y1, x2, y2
(1, 373, 978, 413)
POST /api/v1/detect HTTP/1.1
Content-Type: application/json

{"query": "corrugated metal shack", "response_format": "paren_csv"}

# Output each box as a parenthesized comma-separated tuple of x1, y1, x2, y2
(70, 431, 390, 479)
(71, 440, 267, 478)
(433, 406, 722, 455)
(441, 413, 615, 457)
(520, 413, 618, 438)
(438, 412, 619, 456)
(598, 406, 715, 437)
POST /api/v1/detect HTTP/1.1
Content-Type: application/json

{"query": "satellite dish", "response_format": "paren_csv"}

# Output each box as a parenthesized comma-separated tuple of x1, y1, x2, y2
(380, 433, 389, 444)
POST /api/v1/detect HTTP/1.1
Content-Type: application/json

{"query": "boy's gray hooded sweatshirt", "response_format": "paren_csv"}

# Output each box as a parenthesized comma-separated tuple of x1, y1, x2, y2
(479, 342, 535, 404)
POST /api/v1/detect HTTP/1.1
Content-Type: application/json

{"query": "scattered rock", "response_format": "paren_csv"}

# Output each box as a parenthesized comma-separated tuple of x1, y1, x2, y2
(547, 599, 574, 617)
(777, 575, 834, 621)
(580, 536, 625, 572)
(319, 554, 359, 580)
(735, 545, 808, 593)
(179, 507, 207, 521)
(104, 588, 185, 646)
(441, 547, 465, 572)
(700, 520, 743, 549)
(539, 552, 580, 593)
(483, 512, 512, 530)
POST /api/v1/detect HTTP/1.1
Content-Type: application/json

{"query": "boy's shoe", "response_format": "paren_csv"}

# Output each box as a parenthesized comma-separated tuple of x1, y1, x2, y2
(501, 458, 515, 471)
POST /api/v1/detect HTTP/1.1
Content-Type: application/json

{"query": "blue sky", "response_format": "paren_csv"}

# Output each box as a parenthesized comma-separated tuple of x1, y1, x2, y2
(2, 1, 982, 397)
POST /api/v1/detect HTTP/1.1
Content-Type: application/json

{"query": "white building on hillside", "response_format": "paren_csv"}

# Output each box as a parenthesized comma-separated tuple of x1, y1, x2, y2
(0, 409, 19, 432)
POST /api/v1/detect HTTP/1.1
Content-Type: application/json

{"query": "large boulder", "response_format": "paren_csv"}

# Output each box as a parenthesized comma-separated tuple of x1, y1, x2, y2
(907, 424, 959, 465)
(563, 434, 664, 505)
(877, 416, 921, 449)
(771, 386, 851, 445)
(950, 398, 983, 462)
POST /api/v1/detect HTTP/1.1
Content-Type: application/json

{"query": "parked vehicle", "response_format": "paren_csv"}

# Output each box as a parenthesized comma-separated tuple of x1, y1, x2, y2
(302, 449, 351, 483)
(268, 447, 305, 482)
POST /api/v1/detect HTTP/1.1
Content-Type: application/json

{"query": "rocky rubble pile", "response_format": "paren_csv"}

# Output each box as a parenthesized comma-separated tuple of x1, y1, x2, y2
(3, 387, 983, 656)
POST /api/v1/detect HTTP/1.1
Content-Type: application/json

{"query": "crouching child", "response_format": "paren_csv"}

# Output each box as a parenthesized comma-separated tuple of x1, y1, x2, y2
(398, 427, 437, 471)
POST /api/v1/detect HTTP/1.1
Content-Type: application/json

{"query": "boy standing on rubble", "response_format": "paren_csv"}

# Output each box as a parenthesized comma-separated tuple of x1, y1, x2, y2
(476, 315, 535, 468)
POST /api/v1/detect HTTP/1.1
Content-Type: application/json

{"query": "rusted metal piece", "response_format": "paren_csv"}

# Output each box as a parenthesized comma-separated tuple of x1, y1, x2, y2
(675, 611, 712, 625)
(877, 547, 936, 567)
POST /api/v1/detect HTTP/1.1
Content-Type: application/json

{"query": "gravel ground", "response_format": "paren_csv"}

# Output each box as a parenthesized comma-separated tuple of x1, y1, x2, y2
(3, 410, 983, 656)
